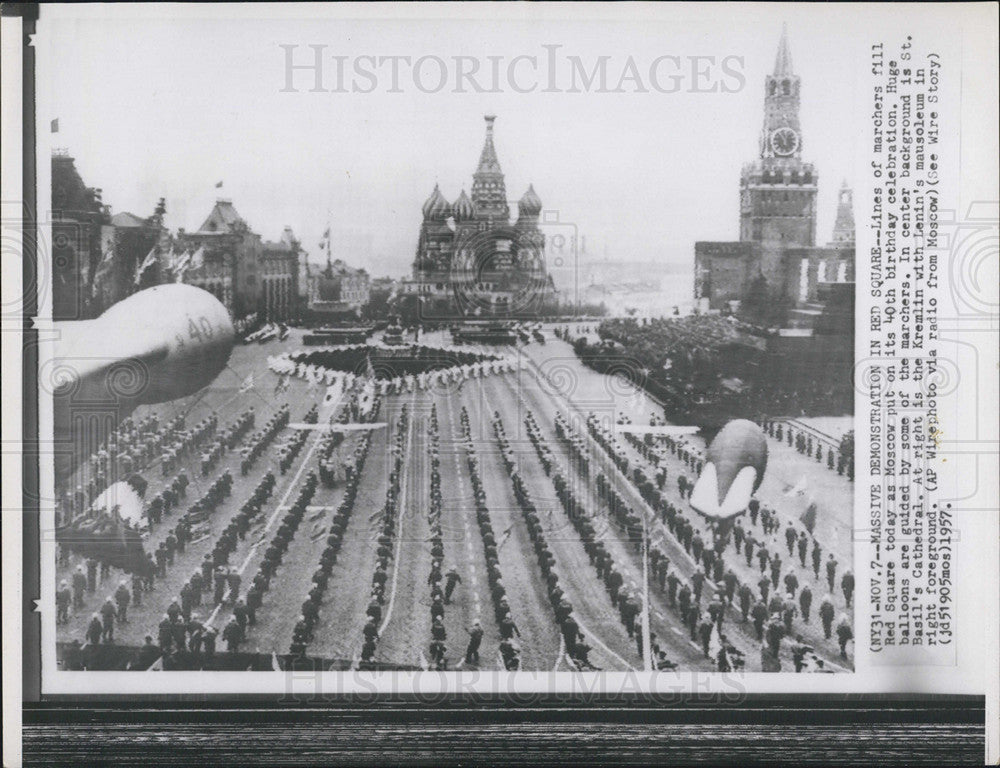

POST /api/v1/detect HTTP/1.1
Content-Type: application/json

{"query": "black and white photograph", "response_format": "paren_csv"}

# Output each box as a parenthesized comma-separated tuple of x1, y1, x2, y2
(39, 9, 862, 680)
(4, 13, 998, 766)
(5, 3, 999, 765)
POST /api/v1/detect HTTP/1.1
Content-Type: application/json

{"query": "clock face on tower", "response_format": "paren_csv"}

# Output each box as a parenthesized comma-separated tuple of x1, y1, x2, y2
(770, 127, 799, 156)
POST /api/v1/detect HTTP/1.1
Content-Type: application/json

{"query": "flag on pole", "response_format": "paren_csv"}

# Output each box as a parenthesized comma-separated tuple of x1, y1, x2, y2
(51, 118, 59, 133)
(173, 250, 192, 282)
(799, 500, 818, 534)
(215, 180, 224, 188)
(100, 239, 116, 264)
(134, 246, 158, 285)
(189, 245, 205, 270)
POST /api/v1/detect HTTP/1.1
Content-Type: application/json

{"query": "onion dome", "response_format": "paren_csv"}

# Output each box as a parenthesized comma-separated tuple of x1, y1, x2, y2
(517, 184, 542, 217)
(421, 184, 451, 221)
(452, 189, 474, 222)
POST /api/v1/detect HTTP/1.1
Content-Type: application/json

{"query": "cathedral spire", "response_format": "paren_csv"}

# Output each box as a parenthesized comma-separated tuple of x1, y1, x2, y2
(476, 114, 502, 175)
(774, 24, 793, 77)
(471, 114, 509, 221)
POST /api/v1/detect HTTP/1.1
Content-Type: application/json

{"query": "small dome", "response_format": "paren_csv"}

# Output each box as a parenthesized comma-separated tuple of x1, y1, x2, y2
(422, 184, 451, 221)
(452, 190, 475, 221)
(518, 184, 542, 217)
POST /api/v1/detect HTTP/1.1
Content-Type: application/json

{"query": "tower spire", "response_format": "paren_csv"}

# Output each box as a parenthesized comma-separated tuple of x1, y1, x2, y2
(774, 23, 793, 76)
(471, 114, 509, 221)
(476, 114, 502, 175)
(831, 180, 855, 244)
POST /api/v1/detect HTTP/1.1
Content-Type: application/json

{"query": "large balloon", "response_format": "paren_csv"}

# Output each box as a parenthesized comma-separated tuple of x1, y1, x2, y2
(51, 284, 235, 477)
(690, 419, 768, 521)
(52, 284, 235, 435)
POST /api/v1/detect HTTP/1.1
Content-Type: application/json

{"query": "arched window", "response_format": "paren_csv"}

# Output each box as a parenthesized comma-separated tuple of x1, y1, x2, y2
(782, 80, 790, 95)
(769, 80, 776, 96)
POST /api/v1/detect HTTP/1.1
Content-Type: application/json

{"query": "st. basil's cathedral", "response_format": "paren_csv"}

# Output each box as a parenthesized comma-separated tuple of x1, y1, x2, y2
(400, 115, 556, 318)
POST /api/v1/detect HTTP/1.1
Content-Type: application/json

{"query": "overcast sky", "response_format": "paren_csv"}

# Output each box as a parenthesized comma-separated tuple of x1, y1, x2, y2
(39, 4, 870, 278)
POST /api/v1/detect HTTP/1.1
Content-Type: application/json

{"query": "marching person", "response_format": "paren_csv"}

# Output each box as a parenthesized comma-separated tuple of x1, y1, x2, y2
(750, 600, 768, 641)
(841, 570, 855, 608)
(819, 593, 836, 639)
(798, 584, 813, 624)
(99, 597, 117, 643)
(464, 621, 484, 665)
(202, 625, 218, 659)
(114, 579, 131, 624)
(784, 524, 797, 557)
(444, 567, 462, 604)
(758, 574, 771, 606)
(826, 554, 839, 593)
(797, 531, 810, 568)
(158, 613, 174, 653)
(72, 566, 87, 608)
(782, 595, 797, 633)
(783, 570, 799, 600)
(790, 636, 814, 673)
(57, 580, 72, 624)
(86, 612, 104, 646)
(131, 571, 144, 608)
(738, 582, 754, 623)
(835, 614, 853, 659)
(222, 617, 243, 653)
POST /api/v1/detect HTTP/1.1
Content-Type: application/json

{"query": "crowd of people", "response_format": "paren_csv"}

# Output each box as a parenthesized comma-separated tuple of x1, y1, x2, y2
(270, 346, 517, 399)
(60, 407, 266, 656)
(289, 392, 380, 661)
(59, 313, 855, 673)
(60, 413, 192, 528)
(569, 315, 853, 420)
(241, 405, 291, 475)
(459, 407, 521, 670)
(160, 415, 217, 476)
(758, 419, 854, 480)
(536, 410, 681, 670)
(493, 411, 604, 670)
(200, 408, 256, 476)
(582, 411, 855, 669)
(277, 413, 312, 474)
(215, 470, 320, 655)
(356, 405, 410, 668)
(61, 406, 263, 615)
(423, 405, 453, 670)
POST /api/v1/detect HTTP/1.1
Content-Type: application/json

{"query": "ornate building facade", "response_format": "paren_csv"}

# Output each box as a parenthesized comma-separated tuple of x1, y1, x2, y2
(51, 150, 110, 320)
(260, 227, 302, 322)
(178, 199, 263, 318)
(402, 115, 555, 318)
(695, 28, 855, 328)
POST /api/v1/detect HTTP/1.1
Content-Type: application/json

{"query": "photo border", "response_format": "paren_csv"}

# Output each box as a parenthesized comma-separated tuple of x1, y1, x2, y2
(4, 3, 993, 764)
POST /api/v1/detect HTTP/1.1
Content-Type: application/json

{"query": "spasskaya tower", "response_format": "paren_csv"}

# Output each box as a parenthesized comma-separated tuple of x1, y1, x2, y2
(739, 25, 818, 248)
